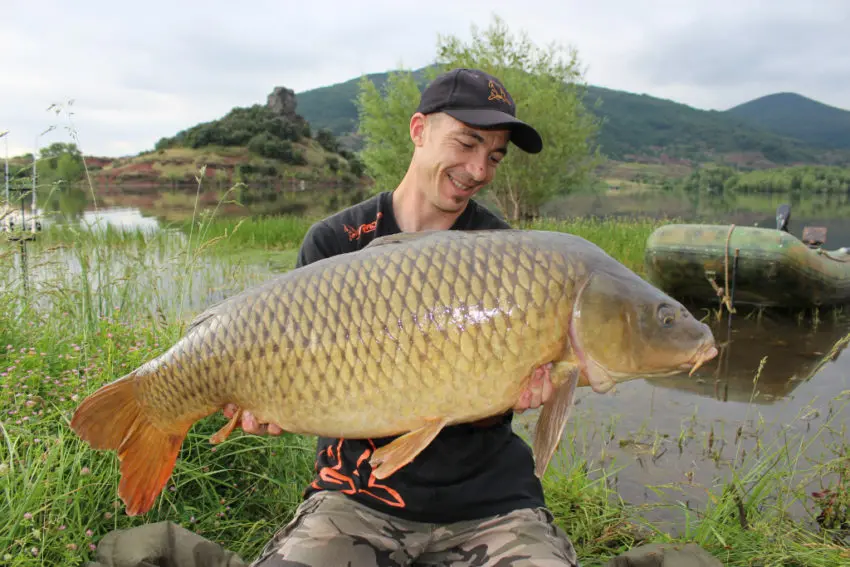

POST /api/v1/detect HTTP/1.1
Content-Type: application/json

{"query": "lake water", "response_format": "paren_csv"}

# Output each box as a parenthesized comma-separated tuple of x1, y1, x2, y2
(514, 313, 850, 530)
(6, 187, 850, 533)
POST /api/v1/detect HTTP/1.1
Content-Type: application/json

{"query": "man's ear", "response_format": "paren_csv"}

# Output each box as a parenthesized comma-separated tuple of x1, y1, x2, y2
(410, 112, 428, 146)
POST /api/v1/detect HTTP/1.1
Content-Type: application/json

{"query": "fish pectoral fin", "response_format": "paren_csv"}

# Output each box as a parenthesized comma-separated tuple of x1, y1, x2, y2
(210, 407, 243, 444)
(369, 417, 451, 479)
(533, 363, 581, 478)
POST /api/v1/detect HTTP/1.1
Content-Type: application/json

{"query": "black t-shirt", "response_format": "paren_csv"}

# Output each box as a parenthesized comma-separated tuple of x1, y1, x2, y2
(295, 191, 547, 524)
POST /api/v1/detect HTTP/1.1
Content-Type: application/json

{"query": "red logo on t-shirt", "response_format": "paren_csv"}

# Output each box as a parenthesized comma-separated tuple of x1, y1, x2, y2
(342, 212, 382, 241)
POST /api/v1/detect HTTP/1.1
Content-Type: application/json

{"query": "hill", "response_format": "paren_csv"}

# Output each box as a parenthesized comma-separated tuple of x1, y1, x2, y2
(726, 92, 850, 150)
(294, 67, 850, 168)
(79, 86, 367, 195)
(294, 67, 433, 146)
(581, 86, 830, 166)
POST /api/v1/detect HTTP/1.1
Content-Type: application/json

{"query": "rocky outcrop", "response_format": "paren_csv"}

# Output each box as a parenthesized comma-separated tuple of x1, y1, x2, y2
(266, 86, 310, 135)
(267, 86, 298, 118)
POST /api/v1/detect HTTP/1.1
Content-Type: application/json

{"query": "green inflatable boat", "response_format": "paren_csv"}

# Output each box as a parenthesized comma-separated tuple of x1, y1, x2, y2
(644, 222, 850, 309)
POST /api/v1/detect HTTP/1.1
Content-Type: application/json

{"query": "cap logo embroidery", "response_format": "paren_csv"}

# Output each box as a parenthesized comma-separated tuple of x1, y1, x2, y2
(487, 80, 511, 106)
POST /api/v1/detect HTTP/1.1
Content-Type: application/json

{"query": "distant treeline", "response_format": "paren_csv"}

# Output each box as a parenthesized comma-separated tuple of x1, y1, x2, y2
(5, 142, 86, 190)
(666, 165, 850, 195)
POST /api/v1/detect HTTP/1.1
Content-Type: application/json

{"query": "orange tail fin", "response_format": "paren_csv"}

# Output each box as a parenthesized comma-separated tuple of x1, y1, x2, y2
(70, 374, 191, 516)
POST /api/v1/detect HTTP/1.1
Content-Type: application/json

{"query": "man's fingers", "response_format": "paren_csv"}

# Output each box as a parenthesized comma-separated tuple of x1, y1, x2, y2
(514, 363, 554, 412)
(241, 411, 257, 432)
(514, 389, 532, 413)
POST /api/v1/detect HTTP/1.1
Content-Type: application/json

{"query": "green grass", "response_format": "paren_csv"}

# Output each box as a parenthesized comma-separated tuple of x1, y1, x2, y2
(174, 216, 316, 252)
(161, 213, 661, 274)
(520, 216, 665, 275)
(1, 219, 315, 564)
(2, 212, 849, 565)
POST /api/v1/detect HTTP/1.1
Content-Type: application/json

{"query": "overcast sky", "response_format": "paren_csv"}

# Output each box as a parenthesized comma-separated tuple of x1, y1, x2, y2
(2, 0, 848, 158)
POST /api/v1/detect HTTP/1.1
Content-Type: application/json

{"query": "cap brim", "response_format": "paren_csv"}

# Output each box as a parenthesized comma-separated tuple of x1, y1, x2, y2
(443, 108, 543, 154)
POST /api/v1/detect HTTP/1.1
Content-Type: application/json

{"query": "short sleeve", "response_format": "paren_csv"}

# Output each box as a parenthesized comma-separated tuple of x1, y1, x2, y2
(296, 220, 341, 268)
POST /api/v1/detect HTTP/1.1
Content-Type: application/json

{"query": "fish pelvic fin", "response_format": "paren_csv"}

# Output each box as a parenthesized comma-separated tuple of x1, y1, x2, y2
(369, 417, 451, 479)
(533, 362, 581, 478)
(70, 373, 192, 516)
(210, 407, 243, 444)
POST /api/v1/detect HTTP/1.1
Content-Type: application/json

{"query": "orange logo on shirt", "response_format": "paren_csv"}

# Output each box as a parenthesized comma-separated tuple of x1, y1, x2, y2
(342, 212, 383, 241)
(310, 438, 406, 508)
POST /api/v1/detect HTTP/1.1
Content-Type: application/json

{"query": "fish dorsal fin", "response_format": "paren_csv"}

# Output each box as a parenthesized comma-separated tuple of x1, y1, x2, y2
(364, 230, 443, 249)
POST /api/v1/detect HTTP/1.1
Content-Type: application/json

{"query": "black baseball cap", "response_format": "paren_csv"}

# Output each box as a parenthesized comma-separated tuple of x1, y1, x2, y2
(416, 68, 543, 154)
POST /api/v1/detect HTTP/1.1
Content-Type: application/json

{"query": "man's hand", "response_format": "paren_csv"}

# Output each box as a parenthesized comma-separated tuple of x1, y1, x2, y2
(222, 403, 283, 436)
(513, 362, 554, 413)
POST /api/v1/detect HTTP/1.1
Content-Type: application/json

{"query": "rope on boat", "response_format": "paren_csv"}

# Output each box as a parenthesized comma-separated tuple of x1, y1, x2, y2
(705, 224, 737, 315)
(815, 248, 850, 263)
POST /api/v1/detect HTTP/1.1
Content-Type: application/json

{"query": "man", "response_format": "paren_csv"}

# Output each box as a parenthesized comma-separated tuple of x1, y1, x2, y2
(232, 68, 578, 567)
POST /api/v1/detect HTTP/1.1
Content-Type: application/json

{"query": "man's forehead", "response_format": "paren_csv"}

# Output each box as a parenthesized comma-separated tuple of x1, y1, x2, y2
(442, 116, 509, 140)
(458, 124, 510, 150)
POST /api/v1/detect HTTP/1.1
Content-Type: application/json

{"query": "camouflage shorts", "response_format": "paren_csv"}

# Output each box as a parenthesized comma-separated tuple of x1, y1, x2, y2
(250, 491, 579, 567)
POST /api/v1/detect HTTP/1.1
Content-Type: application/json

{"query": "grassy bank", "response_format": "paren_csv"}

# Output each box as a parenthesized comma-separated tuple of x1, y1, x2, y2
(2, 217, 849, 565)
(155, 214, 661, 275)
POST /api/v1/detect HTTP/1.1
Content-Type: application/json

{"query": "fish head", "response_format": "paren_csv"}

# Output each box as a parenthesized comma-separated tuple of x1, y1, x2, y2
(571, 269, 718, 393)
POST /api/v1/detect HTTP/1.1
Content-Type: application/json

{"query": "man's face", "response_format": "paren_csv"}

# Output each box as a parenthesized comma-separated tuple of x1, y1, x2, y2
(413, 113, 510, 213)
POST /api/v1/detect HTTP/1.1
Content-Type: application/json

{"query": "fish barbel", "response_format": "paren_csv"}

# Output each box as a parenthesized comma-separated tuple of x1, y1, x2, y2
(70, 229, 717, 515)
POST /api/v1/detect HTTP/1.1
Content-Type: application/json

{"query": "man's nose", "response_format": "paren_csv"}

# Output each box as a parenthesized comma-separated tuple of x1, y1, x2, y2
(467, 156, 488, 181)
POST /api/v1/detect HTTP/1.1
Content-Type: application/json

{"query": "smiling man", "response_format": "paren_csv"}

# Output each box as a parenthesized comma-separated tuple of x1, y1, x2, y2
(240, 68, 578, 567)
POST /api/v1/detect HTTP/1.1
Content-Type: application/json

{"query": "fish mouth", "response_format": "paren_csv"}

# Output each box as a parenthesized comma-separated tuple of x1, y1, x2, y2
(685, 343, 719, 376)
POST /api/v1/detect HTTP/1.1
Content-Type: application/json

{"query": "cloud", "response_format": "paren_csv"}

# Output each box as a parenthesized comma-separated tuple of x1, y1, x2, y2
(623, 1, 850, 110)
(0, 0, 847, 158)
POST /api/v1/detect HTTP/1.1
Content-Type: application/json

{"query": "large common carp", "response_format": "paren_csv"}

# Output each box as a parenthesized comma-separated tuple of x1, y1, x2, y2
(71, 229, 717, 516)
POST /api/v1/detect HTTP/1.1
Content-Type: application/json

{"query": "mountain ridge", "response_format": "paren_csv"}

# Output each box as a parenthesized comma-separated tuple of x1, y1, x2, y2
(726, 92, 850, 150)
(294, 66, 850, 168)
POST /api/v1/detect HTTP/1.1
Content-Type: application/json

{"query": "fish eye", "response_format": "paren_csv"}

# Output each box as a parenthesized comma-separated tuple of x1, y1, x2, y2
(656, 303, 675, 327)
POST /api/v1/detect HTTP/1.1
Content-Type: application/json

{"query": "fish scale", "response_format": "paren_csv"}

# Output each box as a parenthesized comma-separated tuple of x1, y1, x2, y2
(70, 229, 717, 516)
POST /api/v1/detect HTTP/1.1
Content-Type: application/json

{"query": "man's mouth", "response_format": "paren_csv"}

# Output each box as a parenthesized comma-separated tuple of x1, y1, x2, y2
(447, 173, 475, 192)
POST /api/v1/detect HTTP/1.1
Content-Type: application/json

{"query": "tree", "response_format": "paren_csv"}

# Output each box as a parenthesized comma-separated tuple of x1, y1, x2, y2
(55, 152, 84, 186)
(315, 128, 340, 154)
(355, 15, 603, 220)
(356, 69, 426, 190)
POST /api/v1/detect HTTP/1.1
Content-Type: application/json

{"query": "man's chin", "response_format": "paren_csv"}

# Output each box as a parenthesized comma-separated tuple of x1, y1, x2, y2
(435, 189, 471, 211)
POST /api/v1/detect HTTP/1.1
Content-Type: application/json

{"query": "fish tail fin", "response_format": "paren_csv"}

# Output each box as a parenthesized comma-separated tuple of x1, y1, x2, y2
(70, 373, 191, 516)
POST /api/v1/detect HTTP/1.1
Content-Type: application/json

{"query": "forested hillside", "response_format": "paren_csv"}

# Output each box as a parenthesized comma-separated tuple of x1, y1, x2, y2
(294, 67, 850, 167)
(726, 93, 850, 150)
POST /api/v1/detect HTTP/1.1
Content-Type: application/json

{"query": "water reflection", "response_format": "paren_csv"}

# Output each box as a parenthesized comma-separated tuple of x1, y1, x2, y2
(514, 311, 850, 529)
(46, 207, 162, 233)
(649, 315, 850, 404)
(80, 207, 161, 233)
